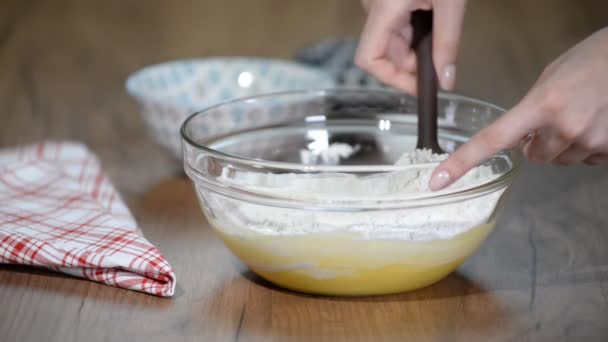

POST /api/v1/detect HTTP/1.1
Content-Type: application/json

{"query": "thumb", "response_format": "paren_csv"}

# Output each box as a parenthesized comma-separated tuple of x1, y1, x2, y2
(432, 0, 467, 90)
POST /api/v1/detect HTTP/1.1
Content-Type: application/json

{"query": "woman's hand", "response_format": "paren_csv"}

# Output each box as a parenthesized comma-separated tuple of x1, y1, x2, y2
(429, 27, 608, 190)
(355, 0, 467, 94)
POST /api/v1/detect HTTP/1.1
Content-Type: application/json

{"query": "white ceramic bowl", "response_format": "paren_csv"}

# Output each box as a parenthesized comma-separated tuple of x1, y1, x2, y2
(126, 58, 335, 158)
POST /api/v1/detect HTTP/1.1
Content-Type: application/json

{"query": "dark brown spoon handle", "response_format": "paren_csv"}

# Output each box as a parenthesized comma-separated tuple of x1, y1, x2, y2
(411, 10, 443, 153)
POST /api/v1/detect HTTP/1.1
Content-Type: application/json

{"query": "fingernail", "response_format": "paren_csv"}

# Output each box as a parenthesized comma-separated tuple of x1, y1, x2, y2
(429, 170, 451, 191)
(440, 65, 456, 90)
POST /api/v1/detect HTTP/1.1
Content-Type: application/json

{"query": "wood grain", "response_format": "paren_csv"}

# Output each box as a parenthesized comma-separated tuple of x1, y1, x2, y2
(1, 0, 608, 341)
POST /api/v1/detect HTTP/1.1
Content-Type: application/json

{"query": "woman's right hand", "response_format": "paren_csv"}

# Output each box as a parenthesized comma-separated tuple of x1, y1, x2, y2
(355, 0, 468, 95)
(429, 27, 608, 191)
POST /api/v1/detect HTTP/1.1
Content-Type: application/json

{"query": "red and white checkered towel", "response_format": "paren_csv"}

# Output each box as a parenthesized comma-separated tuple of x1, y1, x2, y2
(0, 142, 176, 297)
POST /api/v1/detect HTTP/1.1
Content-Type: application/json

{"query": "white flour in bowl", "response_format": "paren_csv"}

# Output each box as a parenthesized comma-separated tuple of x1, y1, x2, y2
(208, 149, 505, 241)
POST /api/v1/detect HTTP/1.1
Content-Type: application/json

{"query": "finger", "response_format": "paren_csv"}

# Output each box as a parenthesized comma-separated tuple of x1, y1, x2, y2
(387, 33, 412, 71)
(399, 25, 413, 46)
(523, 129, 570, 163)
(553, 144, 592, 166)
(397, 25, 416, 70)
(395, 26, 417, 73)
(432, 0, 467, 90)
(356, 5, 398, 64)
(429, 101, 542, 190)
(583, 154, 608, 165)
(356, 6, 417, 93)
(404, 52, 417, 72)
(361, 56, 418, 93)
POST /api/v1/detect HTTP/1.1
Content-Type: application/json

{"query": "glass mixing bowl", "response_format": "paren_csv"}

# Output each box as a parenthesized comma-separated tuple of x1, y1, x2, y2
(181, 89, 521, 296)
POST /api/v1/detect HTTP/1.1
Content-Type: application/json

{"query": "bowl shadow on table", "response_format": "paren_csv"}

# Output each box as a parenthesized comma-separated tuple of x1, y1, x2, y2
(210, 261, 514, 339)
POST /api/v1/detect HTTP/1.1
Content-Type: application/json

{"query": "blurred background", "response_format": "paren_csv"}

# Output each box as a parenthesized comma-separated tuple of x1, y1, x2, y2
(1, 0, 607, 200)
(2, 2, 608, 339)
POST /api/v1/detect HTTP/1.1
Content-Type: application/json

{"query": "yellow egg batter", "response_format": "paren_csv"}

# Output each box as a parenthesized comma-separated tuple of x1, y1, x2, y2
(209, 219, 495, 296)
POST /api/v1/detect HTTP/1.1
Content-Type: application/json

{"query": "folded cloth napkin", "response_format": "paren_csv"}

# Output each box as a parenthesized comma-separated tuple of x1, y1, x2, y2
(0, 142, 175, 297)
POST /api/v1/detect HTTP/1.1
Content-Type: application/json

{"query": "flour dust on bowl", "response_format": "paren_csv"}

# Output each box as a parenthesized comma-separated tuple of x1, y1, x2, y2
(181, 89, 521, 296)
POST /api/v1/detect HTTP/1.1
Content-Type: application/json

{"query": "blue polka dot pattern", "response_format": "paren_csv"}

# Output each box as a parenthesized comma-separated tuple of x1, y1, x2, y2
(126, 58, 335, 159)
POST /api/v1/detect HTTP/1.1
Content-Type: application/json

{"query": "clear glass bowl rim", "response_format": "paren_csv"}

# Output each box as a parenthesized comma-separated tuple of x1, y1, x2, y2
(181, 88, 522, 208)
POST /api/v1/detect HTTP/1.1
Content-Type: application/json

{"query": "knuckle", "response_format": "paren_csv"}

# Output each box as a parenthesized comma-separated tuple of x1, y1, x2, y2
(435, 40, 459, 59)
(538, 89, 565, 114)
(578, 138, 594, 151)
(579, 133, 602, 150)
(559, 119, 588, 142)
(477, 128, 505, 152)
(442, 40, 460, 56)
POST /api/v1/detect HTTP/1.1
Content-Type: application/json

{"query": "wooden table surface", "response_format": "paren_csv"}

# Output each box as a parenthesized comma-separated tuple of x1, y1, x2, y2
(2, 1, 608, 341)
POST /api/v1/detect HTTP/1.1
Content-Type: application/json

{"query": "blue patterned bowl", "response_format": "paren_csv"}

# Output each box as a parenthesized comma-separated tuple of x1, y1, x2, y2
(126, 58, 335, 158)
